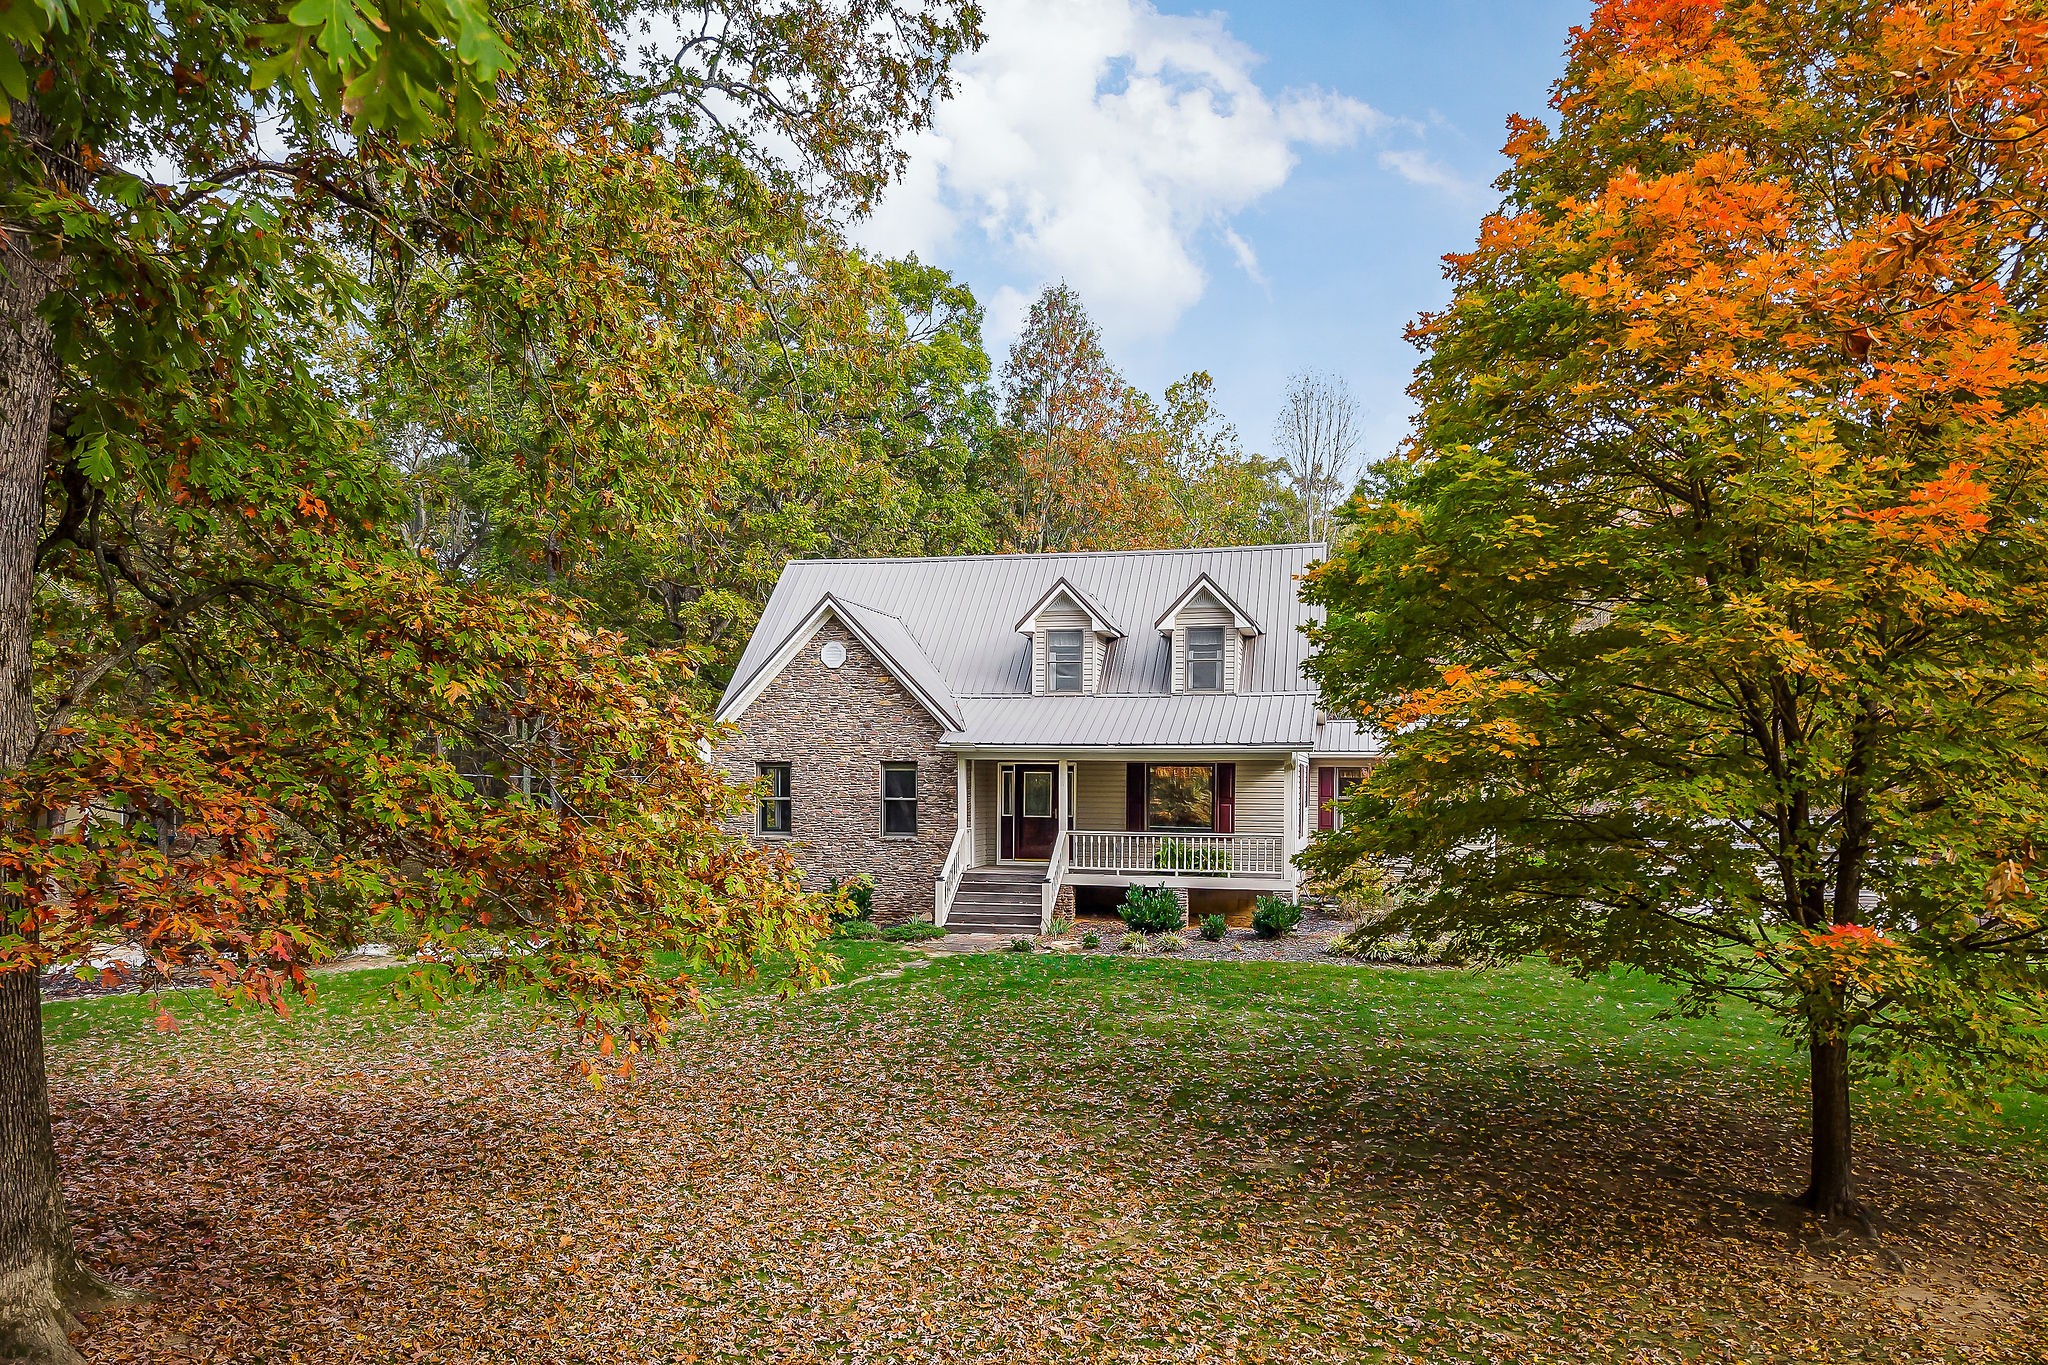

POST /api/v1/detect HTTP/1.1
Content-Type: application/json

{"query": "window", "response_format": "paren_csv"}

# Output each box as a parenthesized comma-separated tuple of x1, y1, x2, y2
(1186, 626, 1226, 691)
(1021, 768, 1054, 818)
(1146, 764, 1215, 831)
(757, 762, 792, 835)
(882, 763, 919, 836)
(1326, 765, 1366, 830)
(1047, 628, 1084, 693)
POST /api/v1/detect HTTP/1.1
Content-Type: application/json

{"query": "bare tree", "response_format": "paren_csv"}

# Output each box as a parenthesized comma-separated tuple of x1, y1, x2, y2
(1272, 370, 1362, 543)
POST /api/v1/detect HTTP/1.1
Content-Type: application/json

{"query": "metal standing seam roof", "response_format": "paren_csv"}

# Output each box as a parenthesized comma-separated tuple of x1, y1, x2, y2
(718, 544, 1335, 749)
(1311, 719, 1386, 758)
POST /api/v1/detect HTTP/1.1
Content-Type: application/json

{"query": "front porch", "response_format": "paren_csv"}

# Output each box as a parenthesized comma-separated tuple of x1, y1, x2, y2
(935, 755, 1304, 933)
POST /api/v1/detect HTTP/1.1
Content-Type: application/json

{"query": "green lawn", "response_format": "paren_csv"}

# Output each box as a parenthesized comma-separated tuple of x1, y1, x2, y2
(43, 947, 2048, 1363)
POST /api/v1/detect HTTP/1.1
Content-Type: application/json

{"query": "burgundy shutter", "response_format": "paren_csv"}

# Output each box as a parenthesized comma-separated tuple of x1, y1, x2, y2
(1317, 766, 1336, 831)
(1214, 763, 1235, 834)
(1126, 763, 1145, 830)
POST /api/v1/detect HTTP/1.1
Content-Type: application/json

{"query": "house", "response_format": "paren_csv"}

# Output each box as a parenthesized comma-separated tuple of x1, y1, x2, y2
(712, 543, 1379, 935)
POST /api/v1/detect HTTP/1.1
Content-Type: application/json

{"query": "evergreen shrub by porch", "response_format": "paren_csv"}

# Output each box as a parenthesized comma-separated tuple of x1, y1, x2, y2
(833, 919, 881, 941)
(1120, 884, 1184, 933)
(1081, 931, 1101, 950)
(879, 922, 944, 943)
(1252, 895, 1303, 939)
(1152, 839, 1231, 876)
(1199, 914, 1227, 942)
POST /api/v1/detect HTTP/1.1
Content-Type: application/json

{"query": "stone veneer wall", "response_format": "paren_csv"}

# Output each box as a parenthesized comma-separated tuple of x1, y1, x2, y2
(719, 619, 956, 925)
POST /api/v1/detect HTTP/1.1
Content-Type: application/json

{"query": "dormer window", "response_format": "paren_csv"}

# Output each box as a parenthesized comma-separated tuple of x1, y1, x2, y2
(1155, 574, 1262, 696)
(1048, 629, 1084, 693)
(1186, 627, 1226, 692)
(1015, 578, 1124, 696)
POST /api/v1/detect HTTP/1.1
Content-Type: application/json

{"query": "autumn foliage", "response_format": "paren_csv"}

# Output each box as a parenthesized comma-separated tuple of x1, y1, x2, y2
(1307, 0, 2048, 1216)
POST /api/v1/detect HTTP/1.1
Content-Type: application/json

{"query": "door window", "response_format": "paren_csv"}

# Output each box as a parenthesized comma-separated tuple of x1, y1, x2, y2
(1021, 768, 1054, 818)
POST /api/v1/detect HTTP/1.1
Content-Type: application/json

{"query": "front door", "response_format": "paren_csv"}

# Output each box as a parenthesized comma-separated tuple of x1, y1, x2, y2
(1006, 763, 1060, 860)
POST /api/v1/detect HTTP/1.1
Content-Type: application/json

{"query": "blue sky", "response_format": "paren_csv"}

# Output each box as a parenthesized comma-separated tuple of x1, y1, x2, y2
(856, 0, 1593, 461)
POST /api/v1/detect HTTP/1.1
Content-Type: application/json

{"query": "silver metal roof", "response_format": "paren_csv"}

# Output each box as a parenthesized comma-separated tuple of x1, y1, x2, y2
(719, 544, 1333, 749)
(944, 692, 1318, 750)
(1311, 719, 1385, 757)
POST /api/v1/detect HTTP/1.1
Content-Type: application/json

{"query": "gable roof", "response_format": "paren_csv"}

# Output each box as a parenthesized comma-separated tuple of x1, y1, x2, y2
(715, 593, 963, 730)
(1012, 577, 1124, 638)
(716, 544, 1328, 748)
(1153, 572, 1262, 635)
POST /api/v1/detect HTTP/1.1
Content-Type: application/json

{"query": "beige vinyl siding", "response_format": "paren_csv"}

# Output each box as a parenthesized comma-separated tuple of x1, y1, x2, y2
(1031, 602, 1099, 695)
(972, 759, 999, 863)
(1171, 593, 1240, 694)
(1229, 757, 1288, 835)
(1075, 761, 1127, 830)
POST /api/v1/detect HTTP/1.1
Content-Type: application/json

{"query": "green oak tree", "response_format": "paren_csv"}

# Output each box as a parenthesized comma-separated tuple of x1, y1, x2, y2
(0, 1, 979, 1358)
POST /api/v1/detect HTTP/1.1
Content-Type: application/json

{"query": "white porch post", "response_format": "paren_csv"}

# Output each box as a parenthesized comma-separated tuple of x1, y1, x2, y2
(1288, 752, 1309, 898)
(956, 756, 969, 858)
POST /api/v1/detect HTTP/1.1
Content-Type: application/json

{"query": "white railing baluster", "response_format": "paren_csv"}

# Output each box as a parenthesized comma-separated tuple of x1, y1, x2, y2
(1060, 831, 1283, 877)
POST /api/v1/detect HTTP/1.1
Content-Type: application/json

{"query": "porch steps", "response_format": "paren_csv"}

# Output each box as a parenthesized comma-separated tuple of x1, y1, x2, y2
(945, 867, 1045, 935)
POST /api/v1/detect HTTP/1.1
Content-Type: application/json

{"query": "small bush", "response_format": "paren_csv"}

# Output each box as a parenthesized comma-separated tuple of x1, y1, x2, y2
(879, 921, 944, 943)
(1155, 931, 1188, 954)
(1251, 895, 1303, 938)
(1198, 914, 1227, 942)
(1328, 924, 1475, 967)
(1119, 884, 1183, 933)
(1118, 931, 1148, 954)
(826, 875, 875, 923)
(1048, 913, 1076, 938)
(1008, 936, 1034, 953)
(1152, 839, 1231, 876)
(833, 919, 881, 941)
(1081, 931, 1101, 950)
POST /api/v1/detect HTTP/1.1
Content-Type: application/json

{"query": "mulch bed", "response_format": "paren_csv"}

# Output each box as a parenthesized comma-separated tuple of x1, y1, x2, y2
(1066, 906, 1357, 962)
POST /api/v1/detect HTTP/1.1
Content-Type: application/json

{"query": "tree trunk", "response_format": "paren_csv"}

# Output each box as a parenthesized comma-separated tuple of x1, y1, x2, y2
(1800, 1028, 1859, 1219)
(0, 96, 113, 1365)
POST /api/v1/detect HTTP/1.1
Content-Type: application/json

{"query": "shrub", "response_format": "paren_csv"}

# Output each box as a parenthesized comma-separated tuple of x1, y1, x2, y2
(832, 919, 881, 941)
(826, 875, 874, 923)
(1198, 914, 1227, 942)
(1155, 931, 1188, 954)
(1118, 931, 1148, 954)
(1152, 839, 1231, 876)
(1008, 936, 1034, 953)
(1048, 913, 1076, 938)
(1119, 884, 1184, 933)
(879, 921, 944, 943)
(1306, 862, 1395, 921)
(1328, 924, 1476, 967)
(1251, 894, 1303, 938)
(1081, 931, 1101, 950)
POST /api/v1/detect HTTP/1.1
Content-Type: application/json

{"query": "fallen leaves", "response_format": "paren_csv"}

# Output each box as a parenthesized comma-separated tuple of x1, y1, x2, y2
(44, 956, 2048, 1363)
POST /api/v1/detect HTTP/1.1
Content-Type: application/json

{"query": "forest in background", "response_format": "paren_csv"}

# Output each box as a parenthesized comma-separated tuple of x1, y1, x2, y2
(379, 257, 1365, 695)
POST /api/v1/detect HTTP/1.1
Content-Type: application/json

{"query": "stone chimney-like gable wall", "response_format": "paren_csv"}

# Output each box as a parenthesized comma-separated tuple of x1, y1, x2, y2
(717, 618, 956, 924)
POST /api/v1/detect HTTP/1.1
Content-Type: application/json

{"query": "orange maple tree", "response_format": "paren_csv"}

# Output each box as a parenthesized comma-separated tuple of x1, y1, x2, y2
(1308, 0, 2048, 1220)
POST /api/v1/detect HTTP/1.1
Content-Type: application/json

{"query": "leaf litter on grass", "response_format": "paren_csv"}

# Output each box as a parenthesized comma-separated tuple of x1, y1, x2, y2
(43, 955, 2048, 1363)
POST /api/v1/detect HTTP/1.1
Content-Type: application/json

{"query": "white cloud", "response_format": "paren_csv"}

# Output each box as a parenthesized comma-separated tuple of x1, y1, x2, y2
(1219, 225, 1266, 289)
(858, 0, 1388, 340)
(1376, 147, 1485, 202)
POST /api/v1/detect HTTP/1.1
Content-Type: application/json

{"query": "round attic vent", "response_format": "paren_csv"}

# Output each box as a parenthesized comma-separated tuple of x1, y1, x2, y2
(819, 640, 847, 669)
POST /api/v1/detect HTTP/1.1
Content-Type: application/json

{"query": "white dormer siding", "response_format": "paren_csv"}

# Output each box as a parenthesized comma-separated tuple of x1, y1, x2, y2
(1168, 593, 1241, 693)
(1031, 602, 1105, 694)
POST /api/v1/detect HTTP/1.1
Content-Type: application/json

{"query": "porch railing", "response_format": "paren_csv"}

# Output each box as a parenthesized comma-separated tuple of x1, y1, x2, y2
(1040, 830, 1071, 933)
(934, 822, 971, 928)
(1066, 831, 1287, 878)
